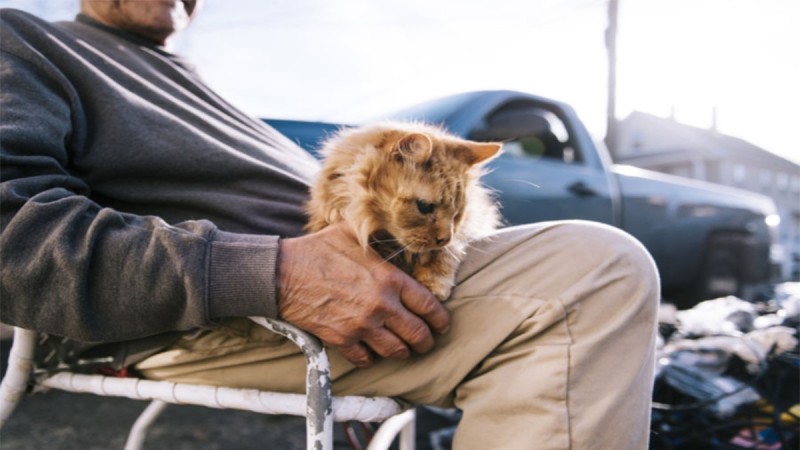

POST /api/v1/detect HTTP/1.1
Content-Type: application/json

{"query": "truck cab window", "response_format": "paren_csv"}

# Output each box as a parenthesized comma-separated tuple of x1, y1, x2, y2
(470, 104, 578, 164)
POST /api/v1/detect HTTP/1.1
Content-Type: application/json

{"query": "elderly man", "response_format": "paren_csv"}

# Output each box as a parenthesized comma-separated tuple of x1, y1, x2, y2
(0, 1, 659, 448)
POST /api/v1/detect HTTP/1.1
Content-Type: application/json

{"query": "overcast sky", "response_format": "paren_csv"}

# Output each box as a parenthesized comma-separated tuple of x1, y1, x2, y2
(2, 0, 798, 164)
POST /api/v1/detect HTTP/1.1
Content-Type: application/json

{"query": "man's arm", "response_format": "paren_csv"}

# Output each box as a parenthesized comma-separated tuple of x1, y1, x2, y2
(0, 50, 278, 342)
(0, 17, 450, 361)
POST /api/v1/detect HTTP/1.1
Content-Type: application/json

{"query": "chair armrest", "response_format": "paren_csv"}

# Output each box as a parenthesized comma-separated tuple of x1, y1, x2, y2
(247, 317, 332, 446)
(246, 317, 331, 392)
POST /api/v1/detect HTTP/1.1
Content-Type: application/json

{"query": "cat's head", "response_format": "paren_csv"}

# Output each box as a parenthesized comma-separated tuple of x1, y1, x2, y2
(353, 122, 502, 252)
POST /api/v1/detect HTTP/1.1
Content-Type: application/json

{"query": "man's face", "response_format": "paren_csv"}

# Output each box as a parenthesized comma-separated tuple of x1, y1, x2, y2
(82, 0, 200, 45)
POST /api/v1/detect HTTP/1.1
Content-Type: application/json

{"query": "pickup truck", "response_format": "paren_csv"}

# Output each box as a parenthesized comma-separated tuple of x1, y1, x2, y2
(265, 90, 779, 307)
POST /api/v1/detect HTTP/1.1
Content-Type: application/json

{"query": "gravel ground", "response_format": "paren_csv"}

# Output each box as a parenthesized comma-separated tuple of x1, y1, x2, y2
(0, 339, 448, 450)
(0, 389, 310, 450)
(0, 339, 332, 450)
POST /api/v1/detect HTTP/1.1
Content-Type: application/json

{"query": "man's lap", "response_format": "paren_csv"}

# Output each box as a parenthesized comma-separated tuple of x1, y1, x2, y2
(137, 220, 658, 408)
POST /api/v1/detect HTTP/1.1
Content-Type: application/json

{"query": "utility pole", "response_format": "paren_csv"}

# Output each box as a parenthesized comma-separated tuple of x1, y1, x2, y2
(605, 0, 619, 159)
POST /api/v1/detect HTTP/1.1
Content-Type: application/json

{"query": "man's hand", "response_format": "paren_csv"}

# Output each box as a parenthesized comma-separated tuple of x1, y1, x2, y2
(277, 223, 451, 368)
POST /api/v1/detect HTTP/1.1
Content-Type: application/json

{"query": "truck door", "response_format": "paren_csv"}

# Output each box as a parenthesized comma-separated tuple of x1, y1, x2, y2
(469, 105, 615, 226)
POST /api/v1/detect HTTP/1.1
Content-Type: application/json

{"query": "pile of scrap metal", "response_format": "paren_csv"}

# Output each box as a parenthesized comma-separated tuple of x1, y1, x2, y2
(652, 283, 800, 450)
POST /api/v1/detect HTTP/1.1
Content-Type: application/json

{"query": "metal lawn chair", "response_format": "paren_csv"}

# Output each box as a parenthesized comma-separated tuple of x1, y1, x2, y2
(0, 317, 416, 450)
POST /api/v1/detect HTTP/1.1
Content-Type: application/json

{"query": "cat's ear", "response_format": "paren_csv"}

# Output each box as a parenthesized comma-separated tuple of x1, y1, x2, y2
(393, 133, 433, 163)
(463, 142, 502, 165)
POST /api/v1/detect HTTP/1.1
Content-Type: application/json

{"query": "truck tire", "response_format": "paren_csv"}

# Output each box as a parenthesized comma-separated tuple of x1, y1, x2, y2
(666, 234, 744, 309)
(701, 246, 741, 299)
(695, 233, 746, 304)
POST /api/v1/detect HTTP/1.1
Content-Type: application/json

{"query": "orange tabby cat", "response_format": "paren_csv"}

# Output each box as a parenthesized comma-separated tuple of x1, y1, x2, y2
(305, 121, 502, 300)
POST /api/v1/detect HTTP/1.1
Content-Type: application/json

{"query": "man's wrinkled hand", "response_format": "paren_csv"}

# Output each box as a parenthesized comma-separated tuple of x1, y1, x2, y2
(276, 223, 451, 368)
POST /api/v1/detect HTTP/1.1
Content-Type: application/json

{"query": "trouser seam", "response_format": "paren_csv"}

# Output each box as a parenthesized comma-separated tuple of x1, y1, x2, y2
(556, 296, 574, 450)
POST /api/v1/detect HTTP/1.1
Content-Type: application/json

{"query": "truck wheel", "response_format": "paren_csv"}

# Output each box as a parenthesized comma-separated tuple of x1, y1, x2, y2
(667, 239, 743, 309)
(700, 246, 741, 299)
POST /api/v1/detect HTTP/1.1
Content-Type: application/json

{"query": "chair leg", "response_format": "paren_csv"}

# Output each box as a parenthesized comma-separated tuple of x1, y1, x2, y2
(0, 328, 37, 427)
(366, 408, 417, 450)
(398, 410, 416, 450)
(124, 399, 169, 450)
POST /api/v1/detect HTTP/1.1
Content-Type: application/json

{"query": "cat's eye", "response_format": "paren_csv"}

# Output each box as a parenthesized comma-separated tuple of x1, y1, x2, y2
(416, 200, 435, 215)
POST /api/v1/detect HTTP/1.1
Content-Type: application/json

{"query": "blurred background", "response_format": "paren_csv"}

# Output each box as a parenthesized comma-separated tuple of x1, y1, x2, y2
(0, 0, 796, 160)
(3, 0, 798, 281)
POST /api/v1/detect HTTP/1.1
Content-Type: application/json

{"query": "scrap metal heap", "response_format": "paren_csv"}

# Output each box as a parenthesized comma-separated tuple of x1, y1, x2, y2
(651, 283, 800, 450)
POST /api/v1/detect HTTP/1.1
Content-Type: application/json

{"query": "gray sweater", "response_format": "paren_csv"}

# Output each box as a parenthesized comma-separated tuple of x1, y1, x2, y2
(0, 10, 321, 343)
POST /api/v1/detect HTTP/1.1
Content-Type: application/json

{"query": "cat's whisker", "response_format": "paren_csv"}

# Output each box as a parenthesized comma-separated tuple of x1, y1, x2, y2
(383, 244, 410, 262)
(462, 241, 493, 255)
(443, 246, 461, 259)
(369, 238, 401, 245)
(508, 179, 541, 189)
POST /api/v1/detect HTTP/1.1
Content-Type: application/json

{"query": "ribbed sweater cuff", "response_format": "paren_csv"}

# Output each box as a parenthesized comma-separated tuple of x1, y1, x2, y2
(207, 230, 280, 320)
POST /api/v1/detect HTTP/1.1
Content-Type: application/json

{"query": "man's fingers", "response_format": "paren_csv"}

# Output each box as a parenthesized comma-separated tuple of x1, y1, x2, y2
(336, 343, 374, 369)
(398, 279, 451, 335)
(384, 312, 435, 354)
(363, 328, 411, 360)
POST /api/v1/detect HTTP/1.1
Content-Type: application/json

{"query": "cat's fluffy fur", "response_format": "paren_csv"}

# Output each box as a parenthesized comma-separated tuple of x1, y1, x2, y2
(305, 121, 502, 300)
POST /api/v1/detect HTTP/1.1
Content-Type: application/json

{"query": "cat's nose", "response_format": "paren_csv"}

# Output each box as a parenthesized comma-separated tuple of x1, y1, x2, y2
(435, 235, 451, 246)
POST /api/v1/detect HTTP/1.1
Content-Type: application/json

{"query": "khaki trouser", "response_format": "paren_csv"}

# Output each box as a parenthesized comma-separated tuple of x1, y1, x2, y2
(137, 221, 660, 449)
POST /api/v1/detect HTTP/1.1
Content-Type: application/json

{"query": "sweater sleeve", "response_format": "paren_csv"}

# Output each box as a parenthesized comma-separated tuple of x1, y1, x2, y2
(0, 46, 279, 343)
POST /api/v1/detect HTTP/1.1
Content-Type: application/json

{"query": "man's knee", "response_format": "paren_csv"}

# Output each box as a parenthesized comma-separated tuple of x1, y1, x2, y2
(544, 220, 657, 281)
(549, 221, 661, 326)
(515, 220, 660, 314)
(457, 220, 660, 311)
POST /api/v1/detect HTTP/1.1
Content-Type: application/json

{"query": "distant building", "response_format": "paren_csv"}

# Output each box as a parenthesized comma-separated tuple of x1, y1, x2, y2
(615, 111, 800, 281)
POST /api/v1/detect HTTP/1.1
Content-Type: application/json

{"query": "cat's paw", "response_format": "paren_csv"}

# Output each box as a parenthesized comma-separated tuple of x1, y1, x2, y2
(414, 265, 456, 301)
(425, 280, 452, 301)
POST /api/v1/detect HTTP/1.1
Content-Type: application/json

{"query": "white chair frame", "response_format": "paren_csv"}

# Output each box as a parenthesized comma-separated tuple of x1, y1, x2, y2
(0, 317, 416, 450)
